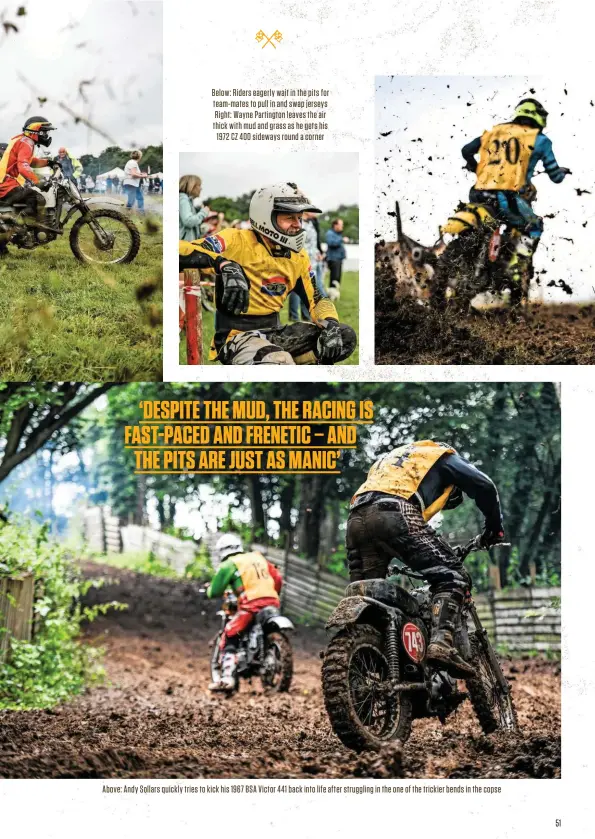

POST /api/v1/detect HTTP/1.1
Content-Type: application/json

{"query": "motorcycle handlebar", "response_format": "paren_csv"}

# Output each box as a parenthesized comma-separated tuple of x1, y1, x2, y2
(458, 535, 511, 560)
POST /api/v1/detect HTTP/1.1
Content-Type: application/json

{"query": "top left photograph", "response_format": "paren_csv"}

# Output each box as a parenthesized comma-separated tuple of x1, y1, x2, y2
(0, 1, 163, 382)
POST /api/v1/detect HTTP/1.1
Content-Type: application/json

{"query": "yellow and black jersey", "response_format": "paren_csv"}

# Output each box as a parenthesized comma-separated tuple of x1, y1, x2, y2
(474, 122, 539, 192)
(179, 228, 338, 359)
(351, 440, 503, 530)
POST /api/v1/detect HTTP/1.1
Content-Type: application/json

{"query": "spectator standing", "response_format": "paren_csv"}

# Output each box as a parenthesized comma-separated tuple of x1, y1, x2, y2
(57, 146, 82, 184)
(106, 175, 113, 194)
(325, 218, 348, 301)
(85, 174, 95, 193)
(113, 175, 120, 193)
(179, 174, 210, 241)
(288, 211, 327, 322)
(123, 150, 148, 212)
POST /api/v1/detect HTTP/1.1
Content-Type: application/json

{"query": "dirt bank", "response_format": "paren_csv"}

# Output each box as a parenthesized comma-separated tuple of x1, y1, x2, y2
(0, 565, 561, 779)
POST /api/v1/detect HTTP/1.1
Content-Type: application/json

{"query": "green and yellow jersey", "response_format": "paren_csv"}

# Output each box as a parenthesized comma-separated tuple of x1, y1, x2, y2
(207, 551, 282, 603)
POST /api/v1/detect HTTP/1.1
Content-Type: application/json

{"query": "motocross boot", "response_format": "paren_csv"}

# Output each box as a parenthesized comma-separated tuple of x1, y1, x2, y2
(208, 651, 237, 692)
(427, 591, 475, 679)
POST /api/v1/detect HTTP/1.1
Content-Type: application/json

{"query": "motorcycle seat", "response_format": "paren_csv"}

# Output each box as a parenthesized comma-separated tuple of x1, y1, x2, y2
(345, 579, 420, 616)
(255, 605, 280, 624)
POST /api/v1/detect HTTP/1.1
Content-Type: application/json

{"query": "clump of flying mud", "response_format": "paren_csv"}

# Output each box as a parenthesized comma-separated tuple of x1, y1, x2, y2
(0, 565, 560, 780)
(375, 248, 595, 365)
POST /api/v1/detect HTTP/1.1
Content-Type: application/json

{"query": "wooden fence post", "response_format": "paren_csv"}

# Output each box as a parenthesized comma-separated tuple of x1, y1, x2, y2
(180, 268, 202, 365)
(0, 574, 35, 663)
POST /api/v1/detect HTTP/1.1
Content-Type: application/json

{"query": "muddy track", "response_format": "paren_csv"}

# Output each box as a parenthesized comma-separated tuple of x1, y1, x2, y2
(375, 258, 595, 365)
(0, 566, 560, 780)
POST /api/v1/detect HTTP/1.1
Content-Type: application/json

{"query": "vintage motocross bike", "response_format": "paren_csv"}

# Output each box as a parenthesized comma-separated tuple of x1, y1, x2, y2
(321, 535, 518, 752)
(0, 160, 140, 264)
(429, 202, 535, 308)
(429, 171, 571, 309)
(209, 590, 295, 693)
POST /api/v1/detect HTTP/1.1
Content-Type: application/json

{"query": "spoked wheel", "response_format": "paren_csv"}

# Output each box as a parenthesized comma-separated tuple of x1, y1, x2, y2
(322, 624, 412, 752)
(69, 209, 141, 264)
(466, 634, 519, 734)
(260, 632, 293, 693)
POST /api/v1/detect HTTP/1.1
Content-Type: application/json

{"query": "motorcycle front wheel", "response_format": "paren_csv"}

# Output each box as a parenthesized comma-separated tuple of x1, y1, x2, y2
(260, 631, 293, 693)
(322, 624, 412, 752)
(69, 209, 141, 264)
(465, 633, 519, 734)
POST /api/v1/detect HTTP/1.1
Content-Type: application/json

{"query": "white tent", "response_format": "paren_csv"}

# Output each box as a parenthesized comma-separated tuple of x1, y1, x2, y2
(96, 167, 126, 180)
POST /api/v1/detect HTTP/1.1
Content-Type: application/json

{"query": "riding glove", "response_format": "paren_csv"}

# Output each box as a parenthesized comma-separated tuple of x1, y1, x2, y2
(480, 528, 505, 550)
(316, 319, 343, 363)
(219, 260, 250, 315)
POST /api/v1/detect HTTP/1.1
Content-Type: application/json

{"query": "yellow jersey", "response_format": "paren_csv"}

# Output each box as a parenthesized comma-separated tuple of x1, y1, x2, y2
(179, 228, 338, 359)
(353, 440, 456, 522)
(475, 122, 539, 192)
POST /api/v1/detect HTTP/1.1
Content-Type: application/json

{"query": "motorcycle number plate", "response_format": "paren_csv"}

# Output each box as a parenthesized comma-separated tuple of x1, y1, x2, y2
(402, 622, 426, 663)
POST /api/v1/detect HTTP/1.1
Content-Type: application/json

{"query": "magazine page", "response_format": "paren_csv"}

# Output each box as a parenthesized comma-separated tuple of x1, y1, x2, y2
(0, 1, 591, 838)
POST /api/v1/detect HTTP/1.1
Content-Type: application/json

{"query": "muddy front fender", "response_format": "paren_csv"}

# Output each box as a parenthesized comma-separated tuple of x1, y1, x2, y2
(326, 596, 374, 631)
(62, 198, 126, 226)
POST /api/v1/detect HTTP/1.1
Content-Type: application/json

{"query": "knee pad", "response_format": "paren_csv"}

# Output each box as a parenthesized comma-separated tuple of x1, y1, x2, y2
(253, 345, 295, 365)
(428, 566, 470, 596)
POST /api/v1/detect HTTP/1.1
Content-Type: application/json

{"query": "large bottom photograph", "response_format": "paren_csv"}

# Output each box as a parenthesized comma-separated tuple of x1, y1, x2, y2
(0, 382, 560, 779)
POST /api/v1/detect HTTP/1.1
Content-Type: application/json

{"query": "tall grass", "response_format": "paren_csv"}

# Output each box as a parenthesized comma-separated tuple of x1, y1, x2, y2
(0, 210, 162, 381)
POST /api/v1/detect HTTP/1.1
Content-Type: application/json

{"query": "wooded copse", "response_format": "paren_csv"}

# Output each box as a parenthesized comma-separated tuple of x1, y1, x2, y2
(0, 382, 560, 591)
(80, 144, 163, 178)
(202, 192, 359, 242)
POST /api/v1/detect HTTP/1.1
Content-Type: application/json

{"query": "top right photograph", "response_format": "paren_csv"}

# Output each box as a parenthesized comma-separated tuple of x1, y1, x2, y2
(375, 76, 594, 365)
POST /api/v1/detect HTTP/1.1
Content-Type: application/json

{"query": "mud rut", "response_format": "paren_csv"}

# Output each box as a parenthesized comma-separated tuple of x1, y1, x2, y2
(0, 565, 560, 779)
(375, 252, 595, 365)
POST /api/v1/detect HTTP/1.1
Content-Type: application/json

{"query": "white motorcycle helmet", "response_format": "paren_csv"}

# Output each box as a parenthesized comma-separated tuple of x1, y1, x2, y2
(249, 182, 321, 253)
(215, 533, 244, 566)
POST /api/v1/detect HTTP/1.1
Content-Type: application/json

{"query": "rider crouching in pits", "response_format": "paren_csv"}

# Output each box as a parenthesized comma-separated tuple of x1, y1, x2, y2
(347, 440, 505, 679)
(461, 98, 570, 285)
(179, 182, 357, 364)
(0, 116, 56, 231)
(207, 535, 283, 692)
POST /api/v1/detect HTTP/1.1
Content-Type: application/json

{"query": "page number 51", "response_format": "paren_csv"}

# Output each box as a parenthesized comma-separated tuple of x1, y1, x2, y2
(556, 820, 561, 828)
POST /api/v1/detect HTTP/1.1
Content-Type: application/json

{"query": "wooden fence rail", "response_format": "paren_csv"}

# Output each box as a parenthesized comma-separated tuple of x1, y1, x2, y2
(0, 574, 35, 664)
(265, 546, 560, 654)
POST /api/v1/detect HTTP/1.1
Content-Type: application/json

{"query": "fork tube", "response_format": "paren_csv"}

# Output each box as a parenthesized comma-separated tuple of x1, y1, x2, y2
(468, 602, 510, 693)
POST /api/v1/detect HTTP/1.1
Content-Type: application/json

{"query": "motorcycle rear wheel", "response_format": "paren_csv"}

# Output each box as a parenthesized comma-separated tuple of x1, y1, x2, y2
(69, 209, 141, 264)
(260, 631, 293, 693)
(465, 634, 518, 734)
(431, 232, 485, 310)
(322, 624, 412, 752)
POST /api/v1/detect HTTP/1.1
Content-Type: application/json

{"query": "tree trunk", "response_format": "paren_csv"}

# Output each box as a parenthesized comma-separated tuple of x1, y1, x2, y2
(156, 496, 165, 530)
(134, 473, 147, 526)
(278, 479, 295, 544)
(246, 475, 266, 542)
(297, 475, 327, 560)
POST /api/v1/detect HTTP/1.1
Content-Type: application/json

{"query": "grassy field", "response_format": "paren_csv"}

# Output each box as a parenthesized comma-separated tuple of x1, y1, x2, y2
(0, 205, 162, 381)
(181, 269, 359, 366)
